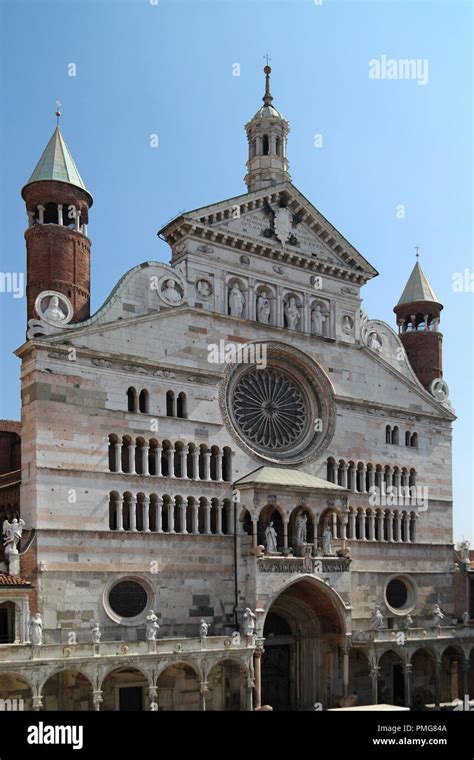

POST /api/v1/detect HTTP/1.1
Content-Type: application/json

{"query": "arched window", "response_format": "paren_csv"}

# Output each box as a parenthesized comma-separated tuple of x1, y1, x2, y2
(43, 202, 58, 225)
(127, 387, 137, 413)
(262, 134, 269, 155)
(139, 389, 149, 414)
(177, 392, 187, 418)
(166, 390, 175, 417)
(391, 426, 399, 445)
(385, 425, 391, 444)
(411, 432, 418, 448)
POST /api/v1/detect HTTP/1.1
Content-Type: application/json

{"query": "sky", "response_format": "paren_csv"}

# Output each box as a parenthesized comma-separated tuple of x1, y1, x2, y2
(0, 0, 472, 541)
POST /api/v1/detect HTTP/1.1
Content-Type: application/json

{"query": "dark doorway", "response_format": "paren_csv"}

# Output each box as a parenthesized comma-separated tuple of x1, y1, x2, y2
(0, 603, 15, 644)
(393, 664, 405, 706)
(119, 686, 143, 711)
(262, 612, 293, 710)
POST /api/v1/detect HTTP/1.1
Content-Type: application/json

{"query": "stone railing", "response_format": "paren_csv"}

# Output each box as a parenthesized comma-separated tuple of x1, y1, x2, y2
(351, 625, 472, 644)
(257, 555, 351, 574)
(0, 634, 254, 665)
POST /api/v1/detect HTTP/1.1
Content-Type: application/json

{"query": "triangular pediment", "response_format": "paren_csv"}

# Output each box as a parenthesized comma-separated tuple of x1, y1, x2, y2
(160, 181, 378, 281)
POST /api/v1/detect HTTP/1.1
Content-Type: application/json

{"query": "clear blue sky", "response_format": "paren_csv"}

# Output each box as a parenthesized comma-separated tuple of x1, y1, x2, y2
(0, 0, 472, 541)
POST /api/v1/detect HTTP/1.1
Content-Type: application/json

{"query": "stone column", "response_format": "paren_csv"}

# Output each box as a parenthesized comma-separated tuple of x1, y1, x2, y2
(386, 511, 393, 542)
(37, 205, 45, 224)
(27, 211, 35, 227)
(179, 448, 187, 478)
(463, 658, 469, 701)
(359, 511, 367, 540)
(385, 467, 393, 490)
(142, 445, 150, 476)
(342, 645, 350, 698)
(402, 512, 409, 543)
(167, 447, 175, 478)
(215, 452, 223, 482)
(377, 511, 384, 541)
(254, 649, 263, 709)
(114, 441, 122, 473)
(332, 511, 338, 539)
(116, 495, 124, 532)
(403, 663, 412, 708)
(349, 466, 357, 492)
(252, 519, 258, 548)
(129, 496, 137, 532)
(56, 203, 63, 225)
(92, 690, 103, 712)
(156, 496, 163, 533)
(192, 504, 199, 534)
(226, 502, 234, 535)
(341, 510, 349, 540)
(359, 464, 367, 493)
(203, 450, 211, 481)
(349, 511, 356, 540)
(395, 512, 402, 543)
(216, 501, 224, 535)
(370, 666, 380, 705)
(75, 211, 81, 231)
(368, 467, 375, 491)
(341, 463, 348, 488)
(179, 500, 187, 533)
(167, 498, 175, 533)
(155, 444, 162, 477)
(411, 514, 417, 543)
(283, 518, 289, 550)
(434, 656, 442, 708)
(368, 511, 376, 541)
(192, 449, 200, 479)
(32, 694, 43, 711)
(148, 686, 158, 711)
(302, 292, 310, 333)
(142, 495, 150, 532)
(204, 502, 211, 534)
(394, 470, 401, 497)
(199, 681, 209, 711)
(129, 444, 136, 475)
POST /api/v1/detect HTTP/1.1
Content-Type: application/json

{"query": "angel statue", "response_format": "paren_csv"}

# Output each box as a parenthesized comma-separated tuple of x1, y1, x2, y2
(2, 518, 25, 554)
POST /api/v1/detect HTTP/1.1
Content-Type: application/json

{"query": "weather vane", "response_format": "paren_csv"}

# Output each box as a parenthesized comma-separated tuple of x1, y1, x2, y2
(55, 99, 62, 126)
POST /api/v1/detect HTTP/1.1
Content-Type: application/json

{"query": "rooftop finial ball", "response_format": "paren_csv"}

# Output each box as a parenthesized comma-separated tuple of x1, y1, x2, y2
(264, 65, 271, 74)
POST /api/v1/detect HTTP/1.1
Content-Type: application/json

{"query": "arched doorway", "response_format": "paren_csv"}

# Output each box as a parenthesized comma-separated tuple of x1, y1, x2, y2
(101, 667, 149, 711)
(0, 672, 32, 710)
(157, 663, 200, 711)
(261, 577, 346, 710)
(207, 659, 247, 711)
(378, 650, 405, 706)
(42, 669, 93, 711)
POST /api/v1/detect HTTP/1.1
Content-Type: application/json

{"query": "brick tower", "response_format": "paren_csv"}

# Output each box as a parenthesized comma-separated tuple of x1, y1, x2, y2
(21, 115, 93, 323)
(394, 259, 443, 389)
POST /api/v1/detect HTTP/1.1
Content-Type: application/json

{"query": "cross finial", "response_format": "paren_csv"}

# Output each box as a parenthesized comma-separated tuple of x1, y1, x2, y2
(264, 54, 271, 67)
(415, 245, 420, 259)
(55, 98, 62, 127)
(263, 57, 273, 105)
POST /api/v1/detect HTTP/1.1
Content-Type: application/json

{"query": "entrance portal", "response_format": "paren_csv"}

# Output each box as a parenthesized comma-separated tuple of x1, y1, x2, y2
(261, 578, 345, 711)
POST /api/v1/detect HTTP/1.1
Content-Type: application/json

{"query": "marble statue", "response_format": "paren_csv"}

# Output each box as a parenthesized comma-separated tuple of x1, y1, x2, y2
(162, 279, 182, 303)
(2, 518, 25, 554)
(256, 291, 271, 324)
(229, 284, 245, 317)
(342, 314, 353, 334)
(371, 605, 384, 631)
(312, 305, 325, 335)
(265, 522, 278, 553)
(369, 332, 382, 351)
(91, 621, 101, 644)
(44, 295, 66, 322)
(146, 609, 160, 641)
(462, 611, 469, 625)
(284, 297, 300, 330)
(196, 279, 211, 297)
(432, 604, 445, 627)
(242, 607, 256, 637)
(296, 513, 308, 545)
(403, 613, 414, 629)
(322, 525, 332, 555)
(458, 540, 470, 562)
(199, 619, 209, 638)
(29, 613, 43, 645)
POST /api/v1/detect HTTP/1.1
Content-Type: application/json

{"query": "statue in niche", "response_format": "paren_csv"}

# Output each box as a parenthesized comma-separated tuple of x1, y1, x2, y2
(199, 619, 209, 638)
(265, 522, 278, 553)
(368, 332, 382, 351)
(403, 613, 414, 629)
(462, 611, 469, 625)
(295, 513, 308, 545)
(29, 613, 43, 645)
(229, 284, 245, 317)
(432, 604, 445, 627)
(371, 605, 384, 631)
(242, 608, 256, 636)
(256, 290, 271, 324)
(2, 518, 25, 554)
(196, 279, 212, 298)
(91, 621, 101, 644)
(311, 304, 326, 335)
(162, 279, 182, 303)
(322, 524, 333, 555)
(43, 295, 66, 323)
(342, 315, 354, 334)
(284, 297, 300, 330)
(146, 609, 160, 641)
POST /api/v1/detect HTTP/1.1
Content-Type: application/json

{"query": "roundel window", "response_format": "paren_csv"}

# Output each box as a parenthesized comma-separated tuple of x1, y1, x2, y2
(108, 580, 148, 618)
(384, 576, 416, 614)
(221, 343, 336, 466)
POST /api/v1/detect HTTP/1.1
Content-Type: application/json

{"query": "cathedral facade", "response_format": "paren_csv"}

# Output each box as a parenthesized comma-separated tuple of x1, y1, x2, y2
(0, 67, 473, 712)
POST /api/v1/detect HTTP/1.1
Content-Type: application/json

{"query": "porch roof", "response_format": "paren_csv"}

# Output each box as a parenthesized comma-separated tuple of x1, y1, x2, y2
(234, 466, 347, 490)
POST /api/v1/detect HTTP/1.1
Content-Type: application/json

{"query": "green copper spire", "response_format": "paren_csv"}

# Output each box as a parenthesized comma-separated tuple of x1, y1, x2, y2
(23, 126, 89, 193)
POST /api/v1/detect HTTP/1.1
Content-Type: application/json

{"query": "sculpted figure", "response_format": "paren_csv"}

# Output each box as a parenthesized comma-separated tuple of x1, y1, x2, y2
(256, 291, 271, 324)
(265, 522, 278, 553)
(229, 284, 245, 317)
(146, 609, 160, 641)
(284, 297, 300, 330)
(371, 605, 383, 631)
(242, 608, 256, 637)
(29, 613, 43, 645)
(44, 295, 66, 322)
